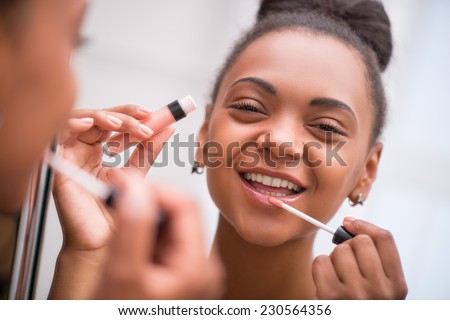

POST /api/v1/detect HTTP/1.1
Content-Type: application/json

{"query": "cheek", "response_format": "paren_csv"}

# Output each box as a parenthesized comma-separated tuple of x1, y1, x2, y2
(3, 24, 77, 173)
(205, 116, 238, 208)
(306, 140, 360, 217)
(25, 30, 76, 114)
(15, 25, 77, 140)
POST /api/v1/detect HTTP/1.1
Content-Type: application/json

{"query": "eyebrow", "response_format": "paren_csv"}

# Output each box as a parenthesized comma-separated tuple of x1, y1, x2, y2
(229, 77, 357, 122)
(230, 77, 277, 95)
(310, 97, 357, 122)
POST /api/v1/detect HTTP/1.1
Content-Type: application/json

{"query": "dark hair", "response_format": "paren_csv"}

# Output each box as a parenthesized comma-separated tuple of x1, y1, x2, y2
(0, 0, 26, 29)
(211, 0, 392, 144)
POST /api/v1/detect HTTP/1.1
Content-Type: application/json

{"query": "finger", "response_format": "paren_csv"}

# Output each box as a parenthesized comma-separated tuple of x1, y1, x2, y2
(106, 117, 163, 153)
(347, 234, 385, 280)
(63, 110, 122, 145)
(125, 127, 175, 175)
(74, 114, 152, 146)
(103, 111, 154, 139)
(65, 117, 95, 134)
(343, 218, 405, 280)
(106, 133, 138, 153)
(329, 243, 362, 285)
(312, 255, 342, 299)
(106, 104, 152, 120)
(60, 117, 99, 143)
(69, 109, 124, 131)
(107, 169, 159, 268)
(60, 117, 107, 146)
(87, 112, 153, 143)
(69, 105, 150, 122)
(69, 108, 153, 138)
(75, 127, 111, 145)
(153, 185, 205, 265)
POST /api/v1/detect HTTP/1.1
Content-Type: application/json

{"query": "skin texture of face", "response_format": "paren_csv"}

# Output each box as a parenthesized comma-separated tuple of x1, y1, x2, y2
(0, 0, 87, 213)
(198, 30, 383, 247)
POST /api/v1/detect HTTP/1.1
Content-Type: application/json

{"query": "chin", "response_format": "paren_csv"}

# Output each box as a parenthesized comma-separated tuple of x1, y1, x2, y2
(0, 190, 26, 215)
(224, 209, 311, 248)
(235, 228, 292, 247)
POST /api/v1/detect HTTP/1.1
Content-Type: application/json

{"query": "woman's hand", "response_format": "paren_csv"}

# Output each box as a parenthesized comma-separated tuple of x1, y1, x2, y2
(312, 218, 408, 299)
(50, 105, 175, 299)
(53, 105, 173, 253)
(92, 170, 224, 299)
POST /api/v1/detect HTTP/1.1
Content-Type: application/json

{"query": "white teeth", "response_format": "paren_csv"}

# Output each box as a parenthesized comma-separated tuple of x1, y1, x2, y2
(243, 173, 302, 192)
(272, 177, 281, 188)
(262, 175, 272, 186)
(256, 188, 287, 197)
(256, 173, 262, 183)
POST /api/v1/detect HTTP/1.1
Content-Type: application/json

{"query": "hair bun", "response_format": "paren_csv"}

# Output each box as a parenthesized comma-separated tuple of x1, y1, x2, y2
(257, 0, 392, 71)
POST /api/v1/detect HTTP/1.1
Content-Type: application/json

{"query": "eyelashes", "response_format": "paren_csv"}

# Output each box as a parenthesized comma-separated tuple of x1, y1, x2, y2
(229, 101, 266, 114)
(314, 122, 346, 136)
(229, 101, 346, 136)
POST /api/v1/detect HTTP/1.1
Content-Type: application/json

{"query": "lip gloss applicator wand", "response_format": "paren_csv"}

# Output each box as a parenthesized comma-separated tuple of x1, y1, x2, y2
(45, 150, 118, 207)
(268, 197, 354, 245)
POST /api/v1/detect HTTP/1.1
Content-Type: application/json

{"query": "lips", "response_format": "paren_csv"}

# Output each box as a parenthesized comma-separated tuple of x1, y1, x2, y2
(240, 171, 306, 198)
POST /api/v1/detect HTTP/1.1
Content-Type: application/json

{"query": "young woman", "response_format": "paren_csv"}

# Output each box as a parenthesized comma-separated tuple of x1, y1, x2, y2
(57, 0, 408, 299)
(0, 0, 222, 299)
(194, 0, 408, 299)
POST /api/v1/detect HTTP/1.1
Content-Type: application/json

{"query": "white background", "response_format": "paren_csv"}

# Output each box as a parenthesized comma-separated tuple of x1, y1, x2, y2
(35, 0, 450, 299)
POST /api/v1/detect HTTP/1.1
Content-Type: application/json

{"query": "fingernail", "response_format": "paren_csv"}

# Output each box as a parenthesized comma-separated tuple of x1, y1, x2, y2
(107, 115, 123, 126)
(344, 217, 357, 223)
(139, 107, 152, 115)
(78, 117, 94, 125)
(139, 123, 154, 136)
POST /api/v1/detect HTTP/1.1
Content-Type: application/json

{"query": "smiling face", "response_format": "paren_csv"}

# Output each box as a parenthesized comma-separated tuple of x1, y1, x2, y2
(198, 30, 383, 247)
(0, 0, 87, 213)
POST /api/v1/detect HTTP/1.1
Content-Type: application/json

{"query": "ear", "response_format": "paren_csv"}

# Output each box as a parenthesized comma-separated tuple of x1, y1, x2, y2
(349, 142, 383, 203)
(195, 104, 212, 165)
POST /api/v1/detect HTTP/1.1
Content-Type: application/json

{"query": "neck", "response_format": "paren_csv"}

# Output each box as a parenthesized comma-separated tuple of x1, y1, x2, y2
(213, 215, 317, 300)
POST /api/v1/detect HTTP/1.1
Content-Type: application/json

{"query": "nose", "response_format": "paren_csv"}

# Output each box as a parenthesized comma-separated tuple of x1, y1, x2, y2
(256, 125, 303, 161)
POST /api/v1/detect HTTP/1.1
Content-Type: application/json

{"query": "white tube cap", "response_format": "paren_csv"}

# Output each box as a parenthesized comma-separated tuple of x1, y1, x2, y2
(178, 95, 197, 114)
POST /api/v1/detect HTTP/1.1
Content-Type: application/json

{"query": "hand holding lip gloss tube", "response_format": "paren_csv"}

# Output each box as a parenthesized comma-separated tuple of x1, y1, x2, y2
(268, 197, 354, 244)
(107, 95, 197, 152)
(48, 96, 226, 299)
(46, 96, 198, 230)
(47, 150, 223, 299)
(143, 95, 197, 132)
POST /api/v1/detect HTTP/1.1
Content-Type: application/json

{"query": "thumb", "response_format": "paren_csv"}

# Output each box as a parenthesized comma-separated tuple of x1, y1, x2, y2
(107, 169, 159, 268)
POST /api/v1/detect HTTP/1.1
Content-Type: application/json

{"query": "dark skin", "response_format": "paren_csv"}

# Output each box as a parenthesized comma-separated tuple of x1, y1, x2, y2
(196, 30, 407, 299)
(0, 0, 86, 213)
(0, 0, 223, 300)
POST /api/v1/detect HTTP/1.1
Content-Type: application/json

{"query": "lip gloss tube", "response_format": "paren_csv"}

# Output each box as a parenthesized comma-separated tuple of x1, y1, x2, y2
(142, 95, 197, 133)
(107, 96, 197, 152)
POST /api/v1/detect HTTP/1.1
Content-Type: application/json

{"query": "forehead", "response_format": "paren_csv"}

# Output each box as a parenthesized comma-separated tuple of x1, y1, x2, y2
(220, 29, 371, 117)
(32, 0, 87, 14)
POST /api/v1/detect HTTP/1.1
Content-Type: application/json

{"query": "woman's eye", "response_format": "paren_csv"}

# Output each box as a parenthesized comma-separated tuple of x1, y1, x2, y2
(230, 102, 265, 114)
(315, 123, 346, 136)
